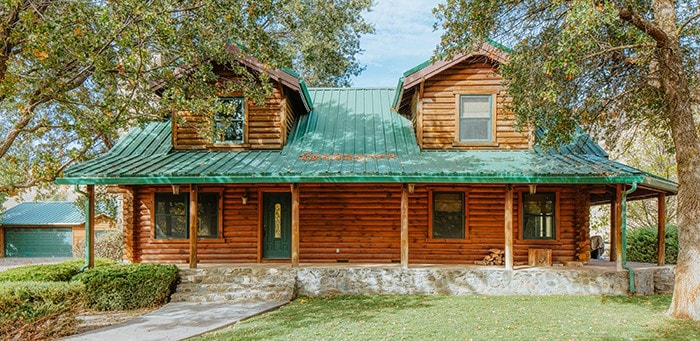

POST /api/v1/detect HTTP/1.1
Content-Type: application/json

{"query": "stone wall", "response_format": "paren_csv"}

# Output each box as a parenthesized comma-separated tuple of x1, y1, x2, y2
(172, 265, 676, 303)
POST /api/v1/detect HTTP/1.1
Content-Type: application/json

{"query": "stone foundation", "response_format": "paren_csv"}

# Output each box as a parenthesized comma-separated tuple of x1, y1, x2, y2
(172, 265, 676, 302)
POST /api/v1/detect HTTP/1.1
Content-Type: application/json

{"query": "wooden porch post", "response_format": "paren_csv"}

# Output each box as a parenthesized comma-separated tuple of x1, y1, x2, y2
(657, 193, 666, 266)
(400, 184, 409, 268)
(189, 185, 198, 269)
(504, 184, 514, 270)
(614, 184, 623, 271)
(87, 184, 95, 269)
(609, 199, 617, 262)
(291, 183, 300, 268)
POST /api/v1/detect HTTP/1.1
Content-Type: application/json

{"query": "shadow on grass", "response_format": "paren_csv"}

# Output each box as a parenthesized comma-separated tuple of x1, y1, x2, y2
(600, 294, 672, 312)
(205, 295, 446, 340)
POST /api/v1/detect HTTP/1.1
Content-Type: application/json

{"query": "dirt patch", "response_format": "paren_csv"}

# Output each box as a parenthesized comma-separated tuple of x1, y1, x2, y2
(74, 308, 154, 335)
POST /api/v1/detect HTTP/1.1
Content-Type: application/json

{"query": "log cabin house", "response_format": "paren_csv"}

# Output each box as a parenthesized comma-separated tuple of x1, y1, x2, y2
(56, 43, 676, 271)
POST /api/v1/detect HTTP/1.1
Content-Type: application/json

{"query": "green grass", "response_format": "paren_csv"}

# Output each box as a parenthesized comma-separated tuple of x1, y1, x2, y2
(197, 295, 700, 340)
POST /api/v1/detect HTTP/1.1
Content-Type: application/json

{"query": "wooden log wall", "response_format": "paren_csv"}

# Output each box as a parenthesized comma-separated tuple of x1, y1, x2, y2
(172, 82, 287, 150)
(417, 58, 530, 150)
(298, 184, 402, 263)
(127, 183, 584, 265)
(573, 186, 591, 262)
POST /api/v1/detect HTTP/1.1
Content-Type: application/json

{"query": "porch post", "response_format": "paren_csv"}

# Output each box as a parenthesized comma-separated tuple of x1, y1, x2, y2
(657, 193, 666, 266)
(189, 185, 198, 269)
(614, 184, 623, 271)
(504, 184, 514, 270)
(87, 184, 95, 269)
(291, 183, 300, 268)
(609, 198, 617, 262)
(400, 184, 409, 268)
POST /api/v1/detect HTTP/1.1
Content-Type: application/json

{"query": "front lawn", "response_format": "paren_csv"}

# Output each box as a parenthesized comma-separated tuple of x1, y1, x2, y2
(198, 294, 700, 340)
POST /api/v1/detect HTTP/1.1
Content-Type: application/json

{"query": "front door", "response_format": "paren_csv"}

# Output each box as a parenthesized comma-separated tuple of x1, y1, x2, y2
(262, 192, 292, 259)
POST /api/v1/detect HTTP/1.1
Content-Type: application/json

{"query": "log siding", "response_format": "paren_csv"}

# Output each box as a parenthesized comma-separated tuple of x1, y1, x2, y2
(127, 184, 586, 265)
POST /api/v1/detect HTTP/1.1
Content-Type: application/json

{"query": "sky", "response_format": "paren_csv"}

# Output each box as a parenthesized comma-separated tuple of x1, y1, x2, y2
(351, 0, 443, 88)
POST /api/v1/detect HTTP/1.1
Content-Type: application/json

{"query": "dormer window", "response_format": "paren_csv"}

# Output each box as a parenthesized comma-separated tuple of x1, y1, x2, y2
(214, 97, 246, 144)
(457, 94, 494, 143)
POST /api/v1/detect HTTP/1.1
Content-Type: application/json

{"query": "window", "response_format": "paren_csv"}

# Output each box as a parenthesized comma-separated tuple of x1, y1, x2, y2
(214, 97, 245, 144)
(432, 192, 465, 239)
(155, 192, 220, 239)
(458, 95, 492, 142)
(522, 192, 556, 240)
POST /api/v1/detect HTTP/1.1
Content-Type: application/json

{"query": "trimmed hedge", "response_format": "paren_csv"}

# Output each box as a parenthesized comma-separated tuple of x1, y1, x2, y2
(627, 225, 678, 264)
(0, 281, 85, 340)
(0, 258, 114, 282)
(72, 264, 179, 311)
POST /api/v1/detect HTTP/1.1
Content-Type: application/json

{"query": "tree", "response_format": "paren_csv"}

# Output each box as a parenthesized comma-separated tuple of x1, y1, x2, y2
(434, 0, 699, 319)
(0, 0, 373, 201)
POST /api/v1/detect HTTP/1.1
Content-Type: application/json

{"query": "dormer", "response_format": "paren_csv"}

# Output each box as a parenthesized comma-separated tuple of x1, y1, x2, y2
(393, 43, 530, 150)
(172, 53, 312, 151)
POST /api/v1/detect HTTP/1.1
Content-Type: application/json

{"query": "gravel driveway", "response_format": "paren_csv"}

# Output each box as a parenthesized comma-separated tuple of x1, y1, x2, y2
(0, 257, 71, 272)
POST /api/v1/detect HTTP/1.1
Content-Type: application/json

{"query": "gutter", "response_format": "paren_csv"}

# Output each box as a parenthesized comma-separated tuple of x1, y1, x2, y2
(621, 182, 638, 294)
(74, 185, 91, 272)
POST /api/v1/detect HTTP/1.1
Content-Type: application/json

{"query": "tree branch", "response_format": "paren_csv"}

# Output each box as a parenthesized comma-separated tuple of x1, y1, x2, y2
(678, 11, 700, 34)
(617, 6, 669, 46)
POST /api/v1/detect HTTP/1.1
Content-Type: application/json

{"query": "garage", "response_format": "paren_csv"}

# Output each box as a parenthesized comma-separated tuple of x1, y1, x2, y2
(4, 227, 73, 257)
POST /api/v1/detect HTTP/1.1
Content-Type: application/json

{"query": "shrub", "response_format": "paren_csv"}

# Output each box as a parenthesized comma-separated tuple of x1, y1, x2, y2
(73, 231, 125, 261)
(626, 225, 678, 264)
(0, 258, 115, 282)
(0, 281, 85, 340)
(73, 264, 179, 311)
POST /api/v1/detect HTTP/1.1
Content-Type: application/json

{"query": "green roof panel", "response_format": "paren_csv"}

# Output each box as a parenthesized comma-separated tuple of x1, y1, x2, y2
(1, 202, 84, 226)
(56, 88, 677, 194)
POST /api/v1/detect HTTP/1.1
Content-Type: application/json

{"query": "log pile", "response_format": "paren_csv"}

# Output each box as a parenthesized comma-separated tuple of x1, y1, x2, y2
(474, 249, 505, 265)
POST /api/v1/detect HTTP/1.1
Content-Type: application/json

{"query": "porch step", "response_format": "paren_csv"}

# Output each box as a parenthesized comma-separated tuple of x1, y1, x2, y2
(171, 267, 297, 303)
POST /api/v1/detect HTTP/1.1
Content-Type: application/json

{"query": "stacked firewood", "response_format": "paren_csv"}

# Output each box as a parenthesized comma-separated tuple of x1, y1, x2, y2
(474, 249, 505, 265)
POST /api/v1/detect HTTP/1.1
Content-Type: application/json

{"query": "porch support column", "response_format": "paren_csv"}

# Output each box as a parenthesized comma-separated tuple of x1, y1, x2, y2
(189, 185, 198, 269)
(291, 183, 300, 268)
(400, 184, 409, 268)
(87, 184, 96, 269)
(609, 199, 616, 262)
(614, 184, 623, 271)
(657, 193, 666, 266)
(504, 184, 514, 270)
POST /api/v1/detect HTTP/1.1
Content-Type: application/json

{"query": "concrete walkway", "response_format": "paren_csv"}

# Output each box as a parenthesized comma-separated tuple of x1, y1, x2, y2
(63, 300, 288, 341)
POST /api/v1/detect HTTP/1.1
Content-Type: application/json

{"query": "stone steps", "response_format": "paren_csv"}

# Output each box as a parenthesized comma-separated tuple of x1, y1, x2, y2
(171, 267, 297, 303)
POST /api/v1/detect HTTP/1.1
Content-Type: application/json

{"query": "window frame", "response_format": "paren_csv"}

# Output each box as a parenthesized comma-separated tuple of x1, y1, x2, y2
(454, 93, 497, 146)
(213, 97, 247, 145)
(152, 188, 224, 241)
(518, 190, 561, 242)
(428, 188, 469, 241)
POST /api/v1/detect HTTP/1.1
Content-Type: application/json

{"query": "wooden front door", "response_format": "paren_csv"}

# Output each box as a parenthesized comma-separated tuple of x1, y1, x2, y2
(262, 192, 292, 259)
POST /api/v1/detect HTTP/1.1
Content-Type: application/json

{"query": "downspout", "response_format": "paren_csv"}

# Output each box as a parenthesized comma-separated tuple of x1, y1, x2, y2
(74, 185, 91, 272)
(621, 182, 638, 294)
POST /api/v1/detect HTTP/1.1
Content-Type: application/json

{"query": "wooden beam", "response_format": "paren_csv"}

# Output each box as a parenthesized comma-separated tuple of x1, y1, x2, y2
(87, 184, 95, 269)
(609, 200, 617, 262)
(657, 193, 666, 266)
(189, 185, 198, 269)
(291, 183, 300, 268)
(504, 184, 514, 270)
(401, 184, 409, 268)
(614, 184, 623, 271)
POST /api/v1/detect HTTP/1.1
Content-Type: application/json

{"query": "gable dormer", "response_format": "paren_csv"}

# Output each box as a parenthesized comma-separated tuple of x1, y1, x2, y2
(172, 54, 312, 151)
(394, 43, 530, 150)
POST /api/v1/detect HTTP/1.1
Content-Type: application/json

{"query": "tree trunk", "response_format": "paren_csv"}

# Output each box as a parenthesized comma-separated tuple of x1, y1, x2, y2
(652, 0, 700, 320)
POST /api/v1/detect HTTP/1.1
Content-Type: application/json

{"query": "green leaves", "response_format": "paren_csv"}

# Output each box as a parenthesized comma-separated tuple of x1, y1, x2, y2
(0, 0, 373, 196)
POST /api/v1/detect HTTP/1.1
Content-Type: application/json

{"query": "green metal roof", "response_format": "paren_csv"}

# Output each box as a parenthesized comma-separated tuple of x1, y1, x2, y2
(0, 202, 84, 226)
(56, 88, 677, 194)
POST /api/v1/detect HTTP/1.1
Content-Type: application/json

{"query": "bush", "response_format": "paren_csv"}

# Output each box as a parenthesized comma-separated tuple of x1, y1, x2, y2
(73, 264, 179, 311)
(626, 225, 678, 264)
(0, 281, 85, 340)
(73, 231, 124, 261)
(0, 258, 115, 282)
